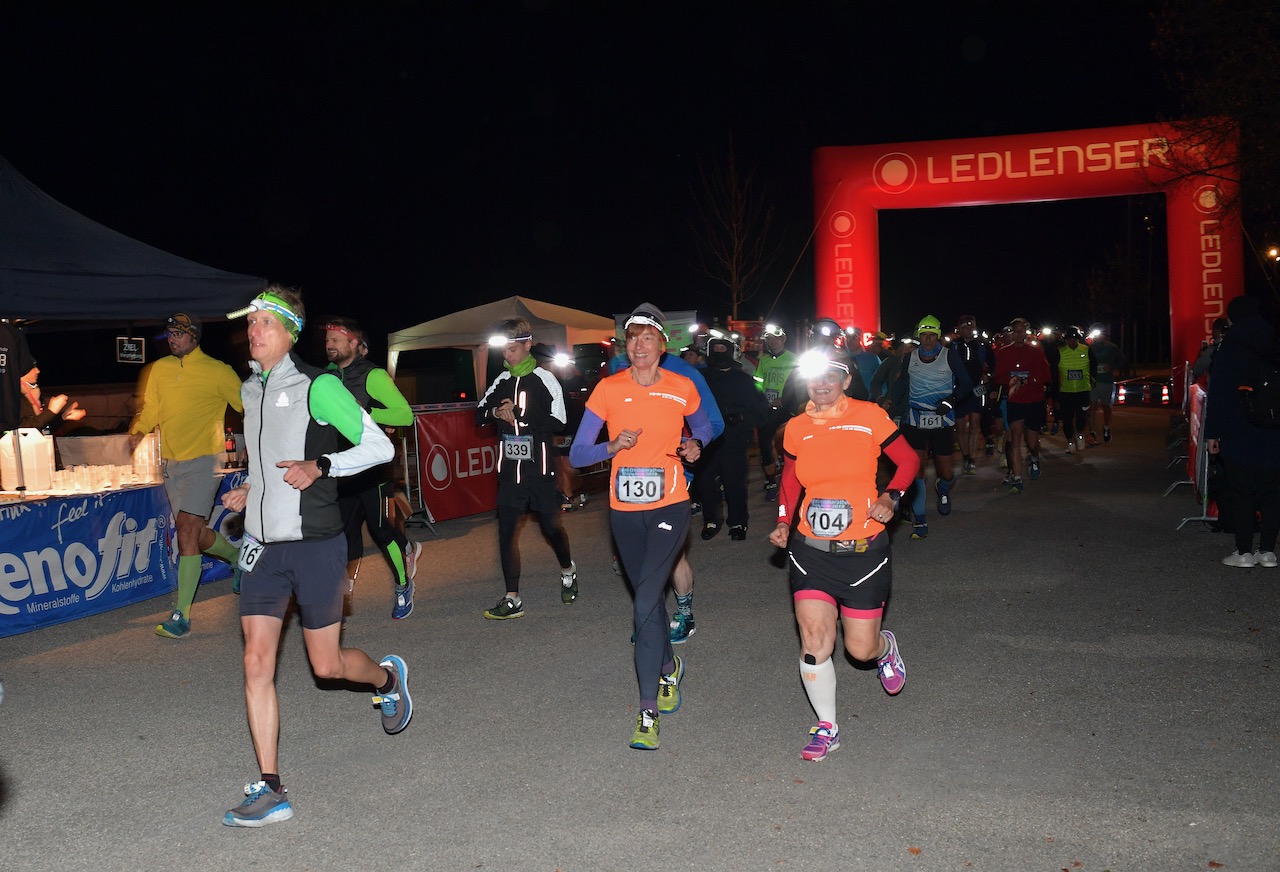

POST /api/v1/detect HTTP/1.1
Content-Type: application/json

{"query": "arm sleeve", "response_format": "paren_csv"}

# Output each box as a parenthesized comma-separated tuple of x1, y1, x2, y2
(309, 374, 394, 474)
(685, 404, 713, 447)
(365, 368, 413, 427)
(776, 449, 802, 526)
(882, 432, 921, 491)
(568, 409, 611, 467)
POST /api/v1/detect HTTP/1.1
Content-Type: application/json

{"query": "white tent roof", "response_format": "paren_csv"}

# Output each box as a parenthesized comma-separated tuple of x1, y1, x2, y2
(386, 295, 616, 393)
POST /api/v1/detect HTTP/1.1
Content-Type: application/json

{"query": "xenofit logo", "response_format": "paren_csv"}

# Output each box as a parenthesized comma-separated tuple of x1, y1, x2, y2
(0, 510, 163, 615)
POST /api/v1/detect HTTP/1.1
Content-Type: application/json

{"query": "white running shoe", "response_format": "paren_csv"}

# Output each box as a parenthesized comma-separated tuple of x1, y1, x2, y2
(1222, 551, 1258, 568)
(1257, 551, 1278, 568)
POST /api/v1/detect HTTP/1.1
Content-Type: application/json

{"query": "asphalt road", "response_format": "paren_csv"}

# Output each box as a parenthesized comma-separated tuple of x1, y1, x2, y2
(1, 405, 1276, 872)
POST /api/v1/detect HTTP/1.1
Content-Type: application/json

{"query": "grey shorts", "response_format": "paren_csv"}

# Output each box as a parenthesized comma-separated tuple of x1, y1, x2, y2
(161, 454, 220, 518)
(1091, 383, 1116, 404)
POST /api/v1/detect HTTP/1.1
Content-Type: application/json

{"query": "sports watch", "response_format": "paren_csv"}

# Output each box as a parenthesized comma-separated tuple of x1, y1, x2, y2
(316, 455, 332, 478)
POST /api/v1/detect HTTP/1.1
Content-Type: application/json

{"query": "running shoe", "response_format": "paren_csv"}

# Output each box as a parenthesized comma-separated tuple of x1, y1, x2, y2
(577, 493, 588, 509)
(155, 610, 190, 639)
(1075, 434, 1086, 452)
(1257, 551, 1278, 568)
(560, 560, 578, 604)
(729, 524, 748, 541)
(984, 439, 995, 457)
(1009, 476, 1024, 495)
(223, 781, 294, 827)
(657, 654, 684, 714)
(1103, 426, 1112, 443)
(1086, 431, 1098, 446)
(630, 709, 660, 750)
(374, 654, 413, 734)
(392, 579, 415, 620)
(1002, 472, 1015, 486)
(1222, 551, 1258, 568)
(700, 522, 722, 540)
(800, 721, 840, 762)
(405, 540, 423, 582)
(1049, 421, 1058, 436)
(763, 481, 779, 502)
(1065, 439, 1075, 455)
(669, 612, 696, 644)
(484, 595, 524, 620)
(962, 458, 977, 475)
(689, 501, 702, 516)
(611, 557, 622, 577)
(935, 479, 952, 516)
(876, 629, 906, 695)
(910, 522, 928, 540)
(231, 569, 242, 595)
(558, 491, 573, 512)
(1029, 457, 1041, 480)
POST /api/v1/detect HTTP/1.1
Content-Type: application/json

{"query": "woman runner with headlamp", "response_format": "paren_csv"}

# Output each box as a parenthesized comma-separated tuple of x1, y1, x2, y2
(569, 303, 713, 750)
(767, 350, 919, 761)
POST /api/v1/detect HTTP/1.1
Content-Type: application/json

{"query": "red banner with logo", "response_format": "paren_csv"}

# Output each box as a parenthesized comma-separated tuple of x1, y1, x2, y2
(412, 405, 498, 521)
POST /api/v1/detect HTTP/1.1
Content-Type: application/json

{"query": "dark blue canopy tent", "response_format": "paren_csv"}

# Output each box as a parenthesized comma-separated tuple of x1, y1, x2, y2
(0, 157, 265, 321)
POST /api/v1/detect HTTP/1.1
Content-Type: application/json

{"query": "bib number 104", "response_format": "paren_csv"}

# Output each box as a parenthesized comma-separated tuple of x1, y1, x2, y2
(806, 499, 852, 537)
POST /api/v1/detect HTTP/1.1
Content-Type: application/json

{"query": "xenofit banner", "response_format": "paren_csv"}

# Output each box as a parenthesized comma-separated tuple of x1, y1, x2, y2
(813, 122, 1242, 399)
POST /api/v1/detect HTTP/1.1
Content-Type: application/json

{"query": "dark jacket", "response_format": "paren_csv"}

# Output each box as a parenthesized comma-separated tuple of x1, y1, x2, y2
(702, 364, 768, 438)
(1204, 306, 1280, 468)
(476, 365, 566, 490)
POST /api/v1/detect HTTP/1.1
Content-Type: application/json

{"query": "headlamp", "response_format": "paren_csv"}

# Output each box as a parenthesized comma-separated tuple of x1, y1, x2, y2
(227, 293, 305, 338)
(797, 350, 850, 381)
(489, 333, 532, 347)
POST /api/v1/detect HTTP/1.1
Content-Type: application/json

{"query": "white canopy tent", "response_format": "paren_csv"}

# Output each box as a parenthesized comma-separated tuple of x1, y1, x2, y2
(387, 295, 616, 396)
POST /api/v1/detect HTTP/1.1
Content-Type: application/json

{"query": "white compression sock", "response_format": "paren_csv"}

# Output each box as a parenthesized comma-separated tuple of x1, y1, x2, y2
(800, 657, 837, 727)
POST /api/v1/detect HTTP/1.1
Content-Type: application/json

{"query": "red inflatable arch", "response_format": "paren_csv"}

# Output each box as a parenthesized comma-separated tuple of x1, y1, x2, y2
(813, 122, 1241, 397)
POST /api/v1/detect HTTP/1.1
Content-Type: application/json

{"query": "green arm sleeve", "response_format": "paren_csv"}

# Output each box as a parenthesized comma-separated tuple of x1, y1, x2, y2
(309, 373, 367, 443)
(365, 368, 414, 426)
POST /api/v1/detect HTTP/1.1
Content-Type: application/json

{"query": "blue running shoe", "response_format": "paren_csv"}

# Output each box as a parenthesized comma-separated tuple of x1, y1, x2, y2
(935, 478, 953, 516)
(155, 610, 190, 639)
(223, 781, 294, 827)
(910, 522, 928, 540)
(1028, 457, 1041, 480)
(669, 612, 696, 644)
(231, 569, 242, 595)
(392, 579, 414, 620)
(374, 655, 413, 735)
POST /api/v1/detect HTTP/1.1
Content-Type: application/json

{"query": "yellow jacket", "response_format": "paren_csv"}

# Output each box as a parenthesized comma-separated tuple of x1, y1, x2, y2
(130, 346, 243, 461)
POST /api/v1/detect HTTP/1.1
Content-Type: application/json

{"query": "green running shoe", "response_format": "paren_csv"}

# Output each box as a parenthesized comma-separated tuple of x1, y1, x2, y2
(657, 654, 684, 714)
(484, 595, 524, 620)
(629, 709, 659, 750)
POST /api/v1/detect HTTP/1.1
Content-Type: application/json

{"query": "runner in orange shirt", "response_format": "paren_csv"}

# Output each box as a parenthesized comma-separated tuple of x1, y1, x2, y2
(569, 303, 714, 750)
(767, 350, 920, 761)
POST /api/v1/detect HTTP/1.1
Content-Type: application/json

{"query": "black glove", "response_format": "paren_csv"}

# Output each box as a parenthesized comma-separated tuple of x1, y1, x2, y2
(937, 399, 955, 416)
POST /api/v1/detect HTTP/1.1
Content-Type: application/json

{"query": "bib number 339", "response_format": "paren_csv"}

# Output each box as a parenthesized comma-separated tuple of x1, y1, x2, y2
(616, 467, 665, 504)
(503, 434, 532, 461)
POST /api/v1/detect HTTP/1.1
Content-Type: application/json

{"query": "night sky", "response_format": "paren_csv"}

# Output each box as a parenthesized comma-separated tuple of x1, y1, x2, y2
(3, 2, 1179, 382)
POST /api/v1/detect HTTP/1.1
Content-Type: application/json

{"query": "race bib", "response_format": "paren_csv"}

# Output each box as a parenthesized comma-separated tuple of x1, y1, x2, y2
(913, 411, 944, 429)
(765, 388, 780, 404)
(238, 534, 265, 573)
(616, 467, 665, 504)
(1097, 363, 1111, 374)
(806, 498, 852, 537)
(503, 434, 533, 461)
(1066, 369, 1084, 381)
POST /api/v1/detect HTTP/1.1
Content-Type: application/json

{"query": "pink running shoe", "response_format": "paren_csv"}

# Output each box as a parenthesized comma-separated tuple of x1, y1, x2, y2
(800, 721, 840, 761)
(877, 629, 906, 695)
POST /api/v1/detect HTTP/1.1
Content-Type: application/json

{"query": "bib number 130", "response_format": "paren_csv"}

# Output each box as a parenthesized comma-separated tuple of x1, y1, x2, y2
(616, 467, 664, 504)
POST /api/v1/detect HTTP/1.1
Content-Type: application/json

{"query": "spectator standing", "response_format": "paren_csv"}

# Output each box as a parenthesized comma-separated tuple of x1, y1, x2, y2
(1204, 296, 1280, 568)
(130, 313, 244, 639)
(1088, 324, 1128, 443)
(697, 335, 767, 541)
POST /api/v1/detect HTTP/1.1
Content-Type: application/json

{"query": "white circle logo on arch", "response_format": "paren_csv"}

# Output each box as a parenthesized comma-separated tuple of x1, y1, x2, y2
(873, 152, 918, 194)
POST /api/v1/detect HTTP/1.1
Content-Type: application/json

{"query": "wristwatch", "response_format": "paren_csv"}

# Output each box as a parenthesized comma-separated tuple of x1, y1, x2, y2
(883, 489, 903, 507)
(316, 455, 332, 478)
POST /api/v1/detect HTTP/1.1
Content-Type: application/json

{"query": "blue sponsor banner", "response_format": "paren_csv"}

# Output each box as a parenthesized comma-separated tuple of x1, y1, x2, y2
(0, 486, 174, 637)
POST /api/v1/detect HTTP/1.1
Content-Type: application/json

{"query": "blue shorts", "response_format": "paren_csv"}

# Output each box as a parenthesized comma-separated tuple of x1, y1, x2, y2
(239, 534, 346, 629)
